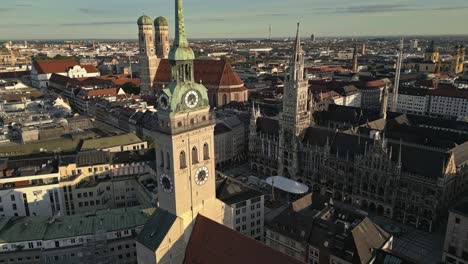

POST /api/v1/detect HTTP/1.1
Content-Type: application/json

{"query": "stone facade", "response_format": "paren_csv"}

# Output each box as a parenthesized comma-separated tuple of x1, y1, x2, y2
(249, 35, 468, 233)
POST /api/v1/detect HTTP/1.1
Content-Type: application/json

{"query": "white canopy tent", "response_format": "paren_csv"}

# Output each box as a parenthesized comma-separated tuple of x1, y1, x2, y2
(265, 176, 309, 194)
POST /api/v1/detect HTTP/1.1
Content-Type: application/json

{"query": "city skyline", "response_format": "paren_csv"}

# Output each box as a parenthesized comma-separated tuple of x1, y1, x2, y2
(1, 0, 468, 40)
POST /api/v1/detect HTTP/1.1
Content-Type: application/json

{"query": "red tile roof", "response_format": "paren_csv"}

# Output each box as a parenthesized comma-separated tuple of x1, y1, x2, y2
(184, 215, 304, 264)
(155, 59, 245, 88)
(49, 73, 139, 88)
(79, 88, 119, 99)
(429, 84, 468, 99)
(33, 59, 99, 74)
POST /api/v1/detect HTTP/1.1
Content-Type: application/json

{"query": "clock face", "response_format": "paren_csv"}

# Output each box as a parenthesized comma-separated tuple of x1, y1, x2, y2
(195, 167, 209, 186)
(184, 90, 199, 109)
(159, 174, 173, 193)
(159, 94, 170, 110)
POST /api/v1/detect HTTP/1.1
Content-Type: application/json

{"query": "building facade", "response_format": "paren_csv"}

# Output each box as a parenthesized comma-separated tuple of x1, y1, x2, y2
(216, 176, 264, 240)
(249, 31, 468, 233)
(0, 150, 157, 218)
(443, 199, 468, 264)
(0, 207, 153, 264)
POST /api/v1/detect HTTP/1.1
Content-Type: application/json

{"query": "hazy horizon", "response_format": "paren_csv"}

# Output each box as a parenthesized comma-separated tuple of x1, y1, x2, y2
(1, 0, 468, 40)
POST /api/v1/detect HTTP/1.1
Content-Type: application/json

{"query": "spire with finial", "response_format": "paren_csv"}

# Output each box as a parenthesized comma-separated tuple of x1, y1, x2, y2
(169, 0, 195, 63)
(289, 22, 304, 82)
(174, 0, 188, 48)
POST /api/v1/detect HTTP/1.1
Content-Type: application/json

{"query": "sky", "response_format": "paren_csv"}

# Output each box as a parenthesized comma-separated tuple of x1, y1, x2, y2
(1, 0, 468, 40)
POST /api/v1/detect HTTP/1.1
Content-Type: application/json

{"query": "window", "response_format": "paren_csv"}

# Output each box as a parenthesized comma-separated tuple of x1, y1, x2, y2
(203, 143, 210, 160)
(55, 241, 60, 248)
(12, 204, 16, 210)
(160, 150, 164, 168)
(180, 151, 187, 169)
(456, 217, 461, 224)
(166, 152, 171, 169)
(192, 147, 198, 164)
(77, 193, 81, 198)
(10, 195, 15, 201)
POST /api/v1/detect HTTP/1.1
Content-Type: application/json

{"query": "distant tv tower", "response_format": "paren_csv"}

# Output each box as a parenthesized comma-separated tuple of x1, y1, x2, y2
(268, 25, 272, 40)
(391, 38, 404, 112)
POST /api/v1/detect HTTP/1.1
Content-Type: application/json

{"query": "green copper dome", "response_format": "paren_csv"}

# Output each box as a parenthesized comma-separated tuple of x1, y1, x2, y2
(137, 15, 152, 26)
(154, 16, 169, 27)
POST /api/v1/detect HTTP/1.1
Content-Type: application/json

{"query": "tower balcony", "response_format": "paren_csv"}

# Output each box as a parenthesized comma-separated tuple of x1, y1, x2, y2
(155, 112, 216, 135)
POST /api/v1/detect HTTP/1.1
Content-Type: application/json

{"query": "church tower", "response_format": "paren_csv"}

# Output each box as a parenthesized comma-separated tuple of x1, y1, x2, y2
(352, 44, 358, 72)
(154, 0, 231, 228)
(452, 44, 465, 74)
(138, 15, 159, 95)
(424, 40, 439, 63)
(154, 16, 170, 59)
(278, 23, 311, 179)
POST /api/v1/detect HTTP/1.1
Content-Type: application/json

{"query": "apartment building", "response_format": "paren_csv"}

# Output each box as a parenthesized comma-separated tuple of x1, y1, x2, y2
(216, 175, 264, 240)
(265, 194, 393, 263)
(0, 150, 157, 217)
(0, 207, 154, 264)
(443, 199, 468, 264)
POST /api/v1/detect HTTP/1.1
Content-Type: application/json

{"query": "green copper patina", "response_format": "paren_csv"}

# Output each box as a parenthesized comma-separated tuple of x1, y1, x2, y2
(154, 16, 169, 27)
(168, 0, 195, 61)
(159, 0, 208, 115)
(137, 15, 153, 26)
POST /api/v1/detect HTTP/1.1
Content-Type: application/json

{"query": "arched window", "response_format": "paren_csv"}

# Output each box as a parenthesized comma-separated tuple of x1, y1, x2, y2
(160, 150, 164, 168)
(192, 147, 198, 164)
(203, 143, 210, 160)
(166, 152, 171, 169)
(222, 94, 227, 105)
(180, 151, 187, 169)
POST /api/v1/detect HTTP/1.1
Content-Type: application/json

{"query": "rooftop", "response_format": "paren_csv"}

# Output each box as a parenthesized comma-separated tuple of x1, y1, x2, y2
(80, 133, 144, 151)
(0, 207, 154, 243)
(216, 176, 263, 205)
(184, 214, 304, 264)
(451, 198, 468, 217)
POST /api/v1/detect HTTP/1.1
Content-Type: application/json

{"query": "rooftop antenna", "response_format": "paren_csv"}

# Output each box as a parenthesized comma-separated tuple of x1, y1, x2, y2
(391, 38, 404, 112)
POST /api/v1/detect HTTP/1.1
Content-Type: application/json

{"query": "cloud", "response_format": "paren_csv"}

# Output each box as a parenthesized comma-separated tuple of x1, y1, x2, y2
(78, 8, 101, 14)
(324, 4, 468, 14)
(60, 21, 133, 26)
(0, 8, 15, 12)
(341, 4, 410, 13)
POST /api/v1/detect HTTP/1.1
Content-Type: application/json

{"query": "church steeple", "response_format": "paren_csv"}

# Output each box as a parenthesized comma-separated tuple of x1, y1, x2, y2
(289, 23, 304, 82)
(155, 0, 218, 218)
(169, 0, 195, 62)
(278, 23, 311, 179)
(158, 0, 209, 118)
